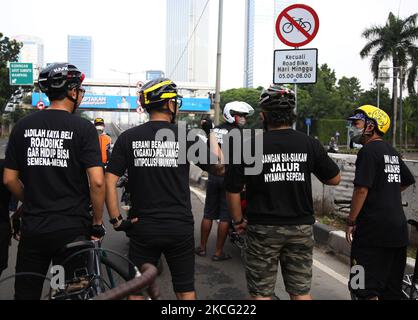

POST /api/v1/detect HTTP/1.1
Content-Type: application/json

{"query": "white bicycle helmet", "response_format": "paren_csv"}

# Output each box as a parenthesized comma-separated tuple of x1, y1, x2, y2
(223, 101, 254, 124)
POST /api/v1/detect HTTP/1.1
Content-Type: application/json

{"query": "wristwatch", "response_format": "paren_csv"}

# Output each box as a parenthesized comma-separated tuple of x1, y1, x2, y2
(109, 215, 123, 226)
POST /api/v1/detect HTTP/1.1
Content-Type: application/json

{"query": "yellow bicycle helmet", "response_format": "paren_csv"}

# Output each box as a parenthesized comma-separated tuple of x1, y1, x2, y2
(138, 78, 182, 123)
(348, 105, 390, 135)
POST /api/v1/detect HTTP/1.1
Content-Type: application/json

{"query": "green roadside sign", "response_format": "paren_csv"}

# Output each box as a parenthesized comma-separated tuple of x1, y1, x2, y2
(9, 62, 34, 86)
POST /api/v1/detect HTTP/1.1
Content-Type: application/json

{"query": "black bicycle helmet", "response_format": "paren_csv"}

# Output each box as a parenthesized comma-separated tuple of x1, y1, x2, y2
(139, 78, 180, 108)
(259, 85, 295, 111)
(38, 63, 85, 98)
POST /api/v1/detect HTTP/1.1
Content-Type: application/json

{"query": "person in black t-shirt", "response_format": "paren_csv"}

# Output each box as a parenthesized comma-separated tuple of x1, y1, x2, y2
(105, 78, 223, 300)
(0, 159, 12, 278)
(195, 101, 254, 261)
(225, 85, 341, 300)
(3, 63, 105, 300)
(346, 105, 415, 300)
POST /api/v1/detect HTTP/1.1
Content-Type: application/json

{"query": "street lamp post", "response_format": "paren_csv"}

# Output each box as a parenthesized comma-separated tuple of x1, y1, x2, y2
(377, 65, 404, 149)
(110, 69, 141, 127)
(214, 0, 224, 125)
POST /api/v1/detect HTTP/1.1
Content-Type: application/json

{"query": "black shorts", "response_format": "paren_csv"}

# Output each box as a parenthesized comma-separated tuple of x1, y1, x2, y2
(0, 224, 11, 274)
(128, 231, 195, 293)
(203, 175, 230, 222)
(349, 243, 407, 300)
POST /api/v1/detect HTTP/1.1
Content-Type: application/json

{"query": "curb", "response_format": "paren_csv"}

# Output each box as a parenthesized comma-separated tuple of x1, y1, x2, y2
(313, 222, 416, 274)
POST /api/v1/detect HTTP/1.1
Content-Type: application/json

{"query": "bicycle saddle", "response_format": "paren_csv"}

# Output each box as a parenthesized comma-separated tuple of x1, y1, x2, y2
(62, 240, 95, 251)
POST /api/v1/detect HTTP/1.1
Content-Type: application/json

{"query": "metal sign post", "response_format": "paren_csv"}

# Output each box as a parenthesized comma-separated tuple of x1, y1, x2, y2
(275, 4, 320, 131)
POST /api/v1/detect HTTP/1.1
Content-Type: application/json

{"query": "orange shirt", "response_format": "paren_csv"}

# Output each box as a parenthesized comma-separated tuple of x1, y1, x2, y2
(98, 134, 111, 164)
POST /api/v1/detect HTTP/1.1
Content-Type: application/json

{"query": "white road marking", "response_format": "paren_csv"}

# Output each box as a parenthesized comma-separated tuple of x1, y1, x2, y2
(313, 259, 349, 285)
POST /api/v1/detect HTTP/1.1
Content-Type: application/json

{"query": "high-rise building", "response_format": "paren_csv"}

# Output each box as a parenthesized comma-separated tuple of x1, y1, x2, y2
(67, 35, 93, 78)
(244, 0, 255, 88)
(13, 35, 44, 77)
(166, 0, 210, 84)
(243, 0, 276, 88)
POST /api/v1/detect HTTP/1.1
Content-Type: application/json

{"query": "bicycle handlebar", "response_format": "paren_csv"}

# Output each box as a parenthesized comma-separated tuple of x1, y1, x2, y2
(94, 263, 159, 300)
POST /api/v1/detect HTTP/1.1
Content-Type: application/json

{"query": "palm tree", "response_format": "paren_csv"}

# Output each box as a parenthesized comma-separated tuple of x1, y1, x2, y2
(360, 12, 418, 147)
(402, 99, 414, 148)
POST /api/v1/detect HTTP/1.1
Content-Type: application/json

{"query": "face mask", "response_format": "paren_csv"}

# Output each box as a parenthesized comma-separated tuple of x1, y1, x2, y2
(349, 126, 364, 145)
(96, 126, 104, 134)
(235, 116, 247, 128)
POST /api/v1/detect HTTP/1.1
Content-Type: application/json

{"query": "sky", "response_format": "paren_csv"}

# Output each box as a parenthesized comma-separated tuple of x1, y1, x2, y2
(1, 0, 417, 91)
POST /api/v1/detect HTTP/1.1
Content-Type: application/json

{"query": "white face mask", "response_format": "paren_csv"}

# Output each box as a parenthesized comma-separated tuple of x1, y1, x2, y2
(96, 125, 104, 133)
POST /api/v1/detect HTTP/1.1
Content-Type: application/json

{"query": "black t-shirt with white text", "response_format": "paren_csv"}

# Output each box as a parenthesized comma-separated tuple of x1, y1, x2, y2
(5, 110, 102, 236)
(353, 140, 415, 248)
(225, 129, 340, 226)
(107, 121, 208, 235)
(213, 122, 236, 146)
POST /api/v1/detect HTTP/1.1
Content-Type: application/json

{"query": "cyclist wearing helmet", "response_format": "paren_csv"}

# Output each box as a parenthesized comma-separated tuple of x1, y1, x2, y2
(3, 63, 105, 300)
(195, 101, 254, 261)
(105, 78, 223, 300)
(94, 117, 112, 167)
(346, 105, 415, 300)
(225, 85, 341, 300)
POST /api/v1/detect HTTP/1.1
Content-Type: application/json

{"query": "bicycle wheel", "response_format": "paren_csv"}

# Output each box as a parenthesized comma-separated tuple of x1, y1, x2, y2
(401, 275, 418, 300)
(301, 21, 312, 32)
(100, 255, 132, 283)
(282, 22, 294, 34)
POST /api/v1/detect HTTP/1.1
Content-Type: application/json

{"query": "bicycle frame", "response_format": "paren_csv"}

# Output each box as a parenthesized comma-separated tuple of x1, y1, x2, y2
(403, 220, 418, 300)
(50, 240, 139, 300)
(94, 264, 159, 300)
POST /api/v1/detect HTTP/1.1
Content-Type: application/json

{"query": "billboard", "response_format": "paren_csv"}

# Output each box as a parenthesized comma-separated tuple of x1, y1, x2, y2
(32, 93, 137, 110)
(181, 97, 211, 112)
(32, 93, 210, 112)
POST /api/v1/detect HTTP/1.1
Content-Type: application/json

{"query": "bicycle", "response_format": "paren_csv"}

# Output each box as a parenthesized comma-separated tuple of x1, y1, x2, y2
(94, 263, 160, 300)
(228, 191, 247, 261)
(282, 17, 312, 34)
(50, 239, 140, 300)
(402, 219, 418, 300)
(117, 172, 131, 212)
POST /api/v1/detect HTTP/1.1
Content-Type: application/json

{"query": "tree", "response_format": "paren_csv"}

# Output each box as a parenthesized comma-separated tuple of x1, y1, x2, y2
(360, 12, 418, 146)
(0, 33, 22, 111)
(402, 98, 415, 148)
(337, 77, 363, 117)
(298, 64, 342, 122)
(358, 85, 392, 115)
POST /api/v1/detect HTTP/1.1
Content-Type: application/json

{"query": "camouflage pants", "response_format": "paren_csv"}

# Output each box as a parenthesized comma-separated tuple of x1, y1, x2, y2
(245, 224, 314, 297)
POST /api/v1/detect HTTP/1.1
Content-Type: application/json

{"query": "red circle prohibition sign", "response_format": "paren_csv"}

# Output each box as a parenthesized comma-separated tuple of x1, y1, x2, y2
(37, 101, 45, 110)
(276, 4, 320, 48)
